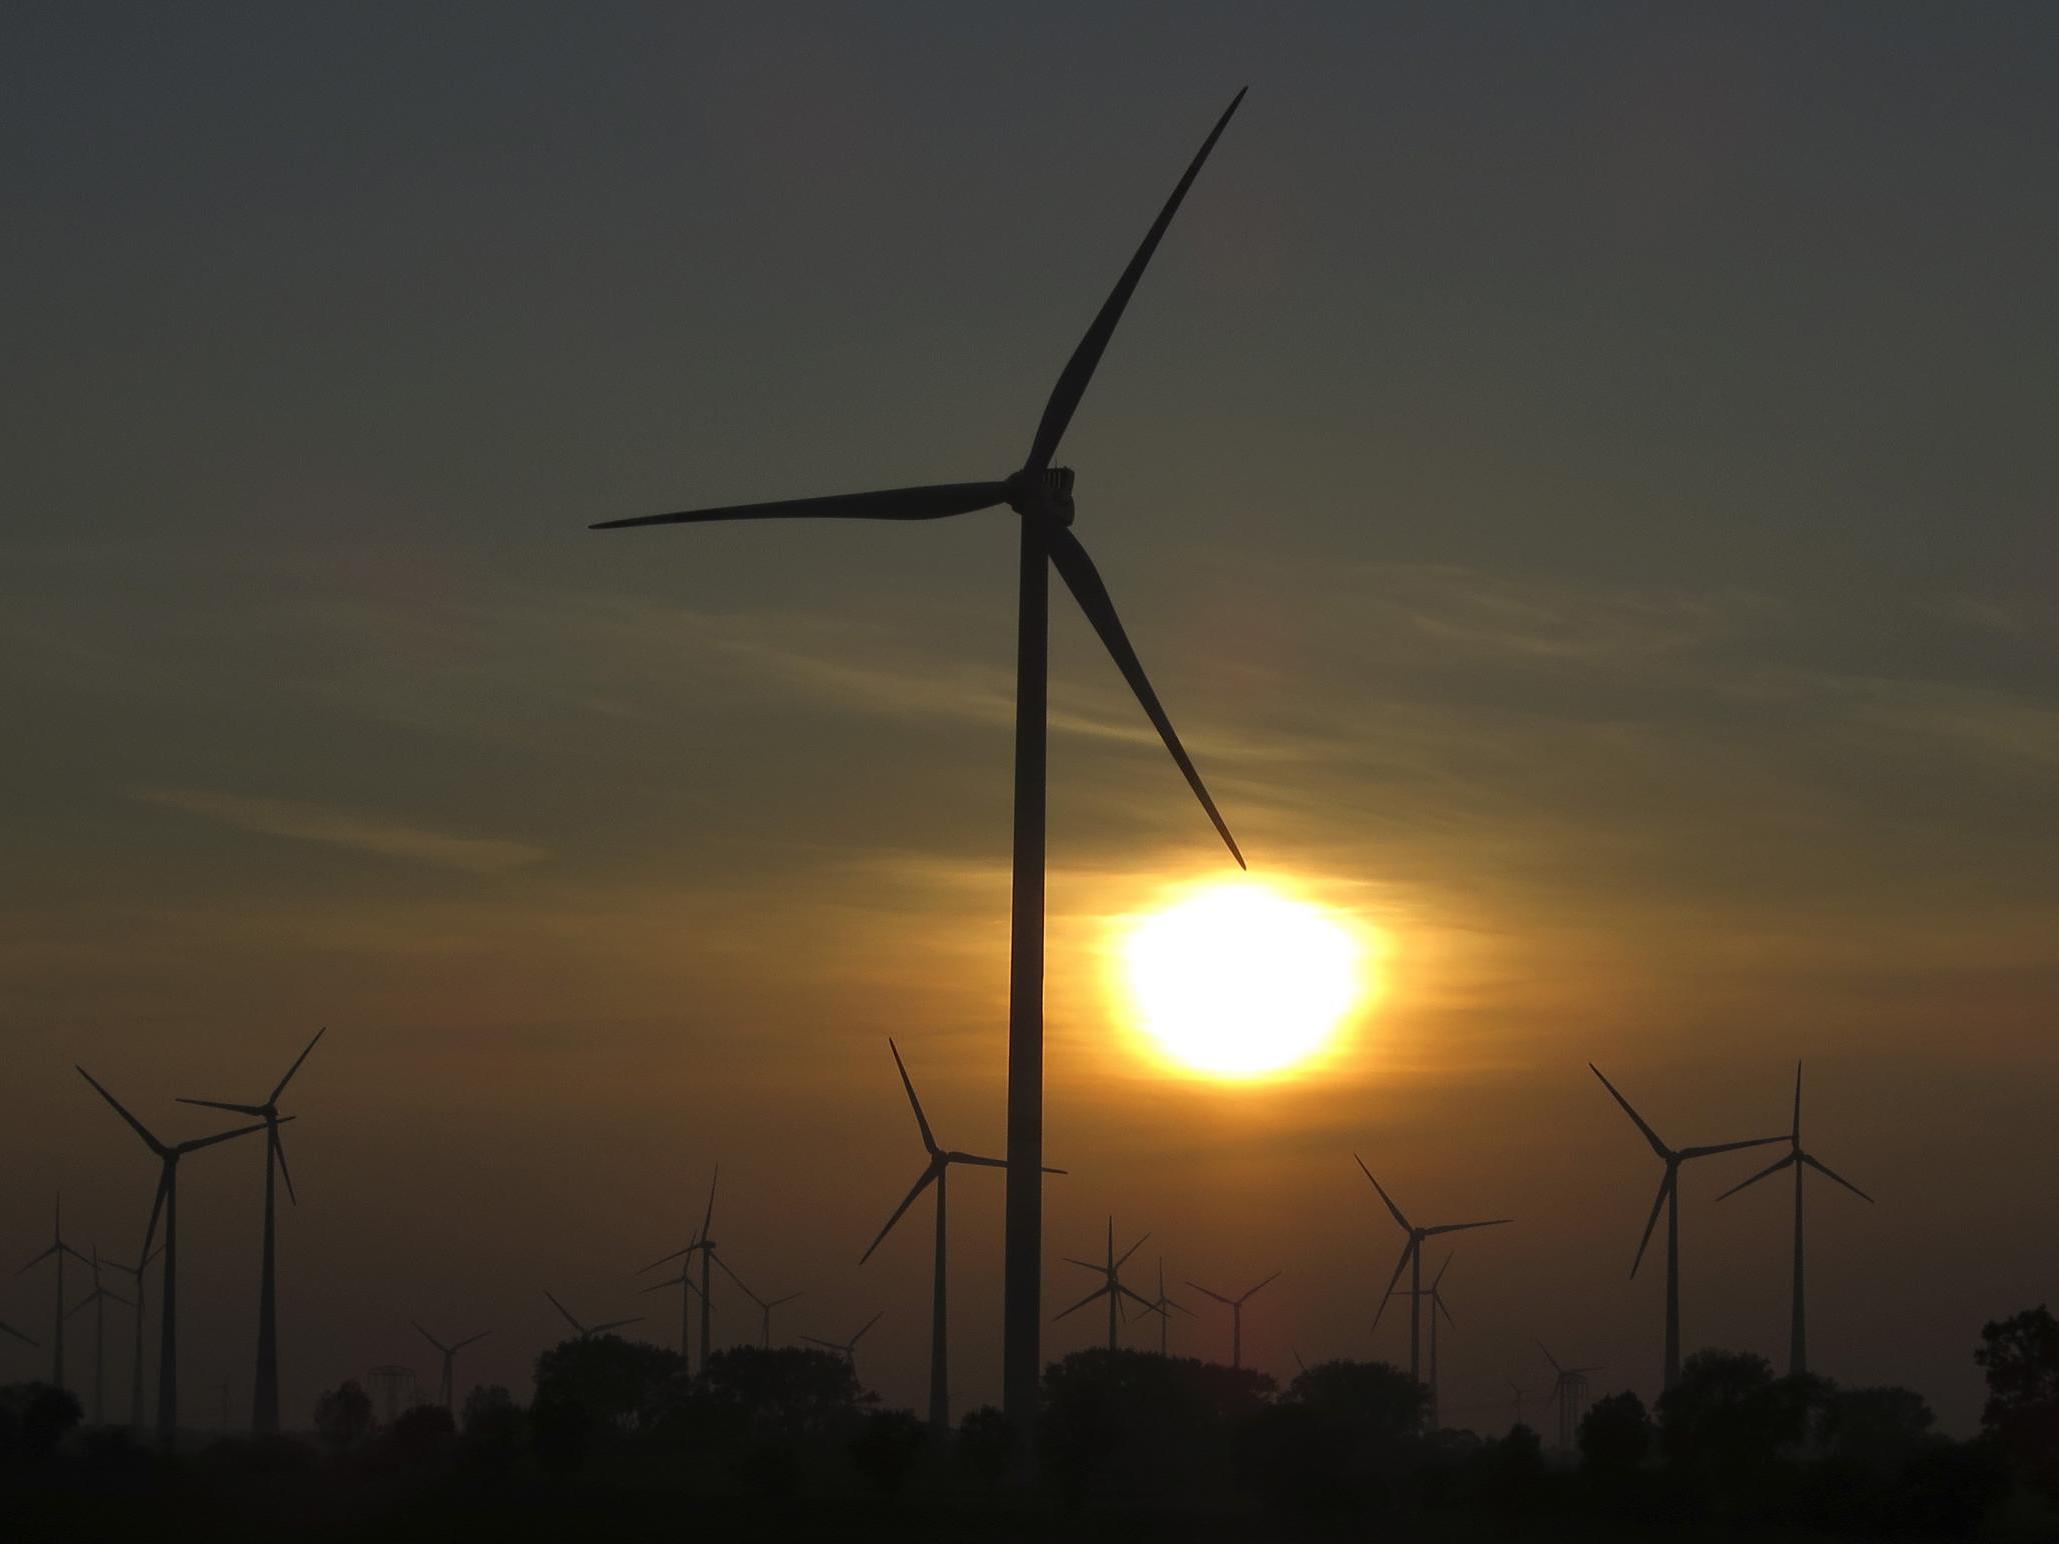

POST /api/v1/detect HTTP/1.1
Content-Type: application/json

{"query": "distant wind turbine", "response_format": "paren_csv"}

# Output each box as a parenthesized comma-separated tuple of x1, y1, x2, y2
(77, 1066, 273, 1445)
(543, 1290, 641, 1342)
(1717, 1060, 1874, 1376)
(1589, 1064, 1784, 1388)
(1140, 1259, 1195, 1356)
(641, 1168, 720, 1372)
(66, 1244, 133, 1426)
(589, 88, 1254, 1456)
(0, 1321, 33, 1349)
(801, 1311, 884, 1377)
(637, 1258, 704, 1360)
(1357, 1157, 1509, 1396)
(1187, 1269, 1280, 1370)
(414, 1322, 489, 1410)
(176, 1025, 323, 1435)
(106, 1241, 159, 1432)
(1385, 1253, 1455, 1429)
(710, 1257, 799, 1349)
(1537, 1340, 1602, 1454)
(15, 1193, 89, 1391)
(1054, 1220, 1154, 1352)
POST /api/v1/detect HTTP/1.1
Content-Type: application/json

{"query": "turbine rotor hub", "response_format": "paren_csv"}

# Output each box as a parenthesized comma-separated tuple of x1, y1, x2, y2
(1006, 466, 1076, 527)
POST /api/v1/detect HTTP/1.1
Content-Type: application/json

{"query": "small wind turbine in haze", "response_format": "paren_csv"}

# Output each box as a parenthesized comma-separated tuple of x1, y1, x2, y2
(589, 88, 1254, 1455)
(1537, 1339, 1602, 1454)
(1187, 1269, 1279, 1371)
(108, 1242, 159, 1432)
(712, 1258, 799, 1349)
(176, 1025, 323, 1435)
(77, 1066, 274, 1446)
(1386, 1252, 1455, 1429)
(67, 1244, 133, 1427)
(1140, 1259, 1194, 1356)
(1589, 1063, 1784, 1388)
(543, 1290, 642, 1341)
(802, 1311, 884, 1377)
(1357, 1157, 1509, 1396)
(1718, 1060, 1875, 1377)
(642, 1168, 720, 1372)
(15, 1193, 88, 1391)
(414, 1322, 489, 1410)
(1054, 1220, 1155, 1352)
(638, 1255, 705, 1357)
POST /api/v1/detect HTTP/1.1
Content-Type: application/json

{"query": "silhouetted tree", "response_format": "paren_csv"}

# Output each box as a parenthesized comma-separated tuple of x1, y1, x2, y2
(0, 1383, 83, 1463)
(1976, 1304, 2059, 1499)
(382, 1401, 455, 1470)
(1245, 1359, 1423, 1516)
(1580, 1390, 1654, 1479)
(532, 1333, 683, 1432)
(528, 1376, 592, 1475)
(850, 1407, 928, 1498)
(1482, 1420, 1545, 1509)
(1043, 1348, 1275, 1505)
(700, 1344, 870, 1442)
(313, 1380, 373, 1450)
(955, 1404, 1012, 1492)
(1818, 1385, 1933, 1473)
(457, 1383, 524, 1477)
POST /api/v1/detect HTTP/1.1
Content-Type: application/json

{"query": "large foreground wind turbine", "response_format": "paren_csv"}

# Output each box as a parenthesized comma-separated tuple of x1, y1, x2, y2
(1718, 1060, 1874, 1376)
(1589, 1064, 1783, 1389)
(1055, 1220, 1154, 1352)
(801, 1311, 884, 1378)
(1386, 1253, 1455, 1429)
(414, 1322, 489, 1410)
(641, 1168, 721, 1372)
(15, 1194, 88, 1391)
(77, 1067, 272, 1446)
(1188, 1269, 1279, 1370)
(67, 1245, 133, 1426)
(176, 1025, 324, 1435)
(858, 1039, 1014, 1440)
(1357, 1158, 1509, 1395)
(543, 1290, 641, 1342)
(590, 90, 1253, 1456)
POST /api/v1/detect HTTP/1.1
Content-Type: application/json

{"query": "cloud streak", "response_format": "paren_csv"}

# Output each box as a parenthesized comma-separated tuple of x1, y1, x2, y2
(130, 788, 547, 875)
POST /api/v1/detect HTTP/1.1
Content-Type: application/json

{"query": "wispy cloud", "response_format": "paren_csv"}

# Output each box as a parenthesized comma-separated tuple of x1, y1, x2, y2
(130, 788, 547, 875)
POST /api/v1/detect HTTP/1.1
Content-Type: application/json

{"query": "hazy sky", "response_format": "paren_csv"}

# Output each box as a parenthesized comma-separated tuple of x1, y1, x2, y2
(5, 4, 2057, 1435)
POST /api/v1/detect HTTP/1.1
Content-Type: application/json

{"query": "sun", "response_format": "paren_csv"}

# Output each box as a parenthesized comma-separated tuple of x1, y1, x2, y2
(1114, 881, 1373, 1078)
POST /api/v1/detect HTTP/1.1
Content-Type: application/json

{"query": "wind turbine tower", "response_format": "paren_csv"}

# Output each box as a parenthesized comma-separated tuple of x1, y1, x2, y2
(67, 1244, 134, 1426)
(1386, 1253, 1456, 1429)
(414, 1323, 489, 1411)
(1357, 1158, 1509, 1397)
(1054, 1220, 1154, 1351)
(1537, 1340, 1602, 1454)
(15, 1194, 88, 1392)
(1188, 1269, 1280, 1371)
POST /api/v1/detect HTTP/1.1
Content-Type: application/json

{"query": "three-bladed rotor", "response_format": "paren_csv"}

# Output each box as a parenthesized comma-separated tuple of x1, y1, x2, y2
(543, 1289, 641, 1340)
(1354, 1157, 1510, 1330)
(1716, 1060, 1875, 1207)
(1052, 1218, 1156, 1326)
(176, 1026, 324, 1206)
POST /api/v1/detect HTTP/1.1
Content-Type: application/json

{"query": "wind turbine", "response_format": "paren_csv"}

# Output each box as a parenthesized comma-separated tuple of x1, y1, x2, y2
(1537, 1340, 1602, 1454)
(589, 89, 1253, 1456)
(1717, 1060, 1874, 1377)
(1187, 1269, 1279, 1370)
(709, 1258, 799, 1349)
(66, 1245, 133, 1426)
(1385, 1253, 1455, 1429)
(543, 1290, 642, 1342)
(1589, 1064, 1785, 1389)
(77, 1066, 273, 1446)
(1054, 1220, 1154, 1352)
(15, 1193, 89, 1391)
(1139, 1259, 1194, 1357)
(1357, 1157, 1509, 1396)
(413, 1322, 489, 1410)
(0, 1321, 33, 1350)
(175, 1025, 323, 1435)
(637, 1259, 704, 1360)
(106, 1241, 159, 1432)
(858, 1038, 1025, 1441)
(1505, 1375, 1535, 1433)
(801, 1311, 884, 1377)
(641, 1168, 720, 1373)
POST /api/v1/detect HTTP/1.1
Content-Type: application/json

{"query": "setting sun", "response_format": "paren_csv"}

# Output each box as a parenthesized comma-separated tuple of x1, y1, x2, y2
(1116, 882, 1373, 1078)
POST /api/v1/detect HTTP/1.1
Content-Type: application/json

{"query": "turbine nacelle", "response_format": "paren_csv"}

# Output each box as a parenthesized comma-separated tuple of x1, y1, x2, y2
(1005, 466, 1076, 527)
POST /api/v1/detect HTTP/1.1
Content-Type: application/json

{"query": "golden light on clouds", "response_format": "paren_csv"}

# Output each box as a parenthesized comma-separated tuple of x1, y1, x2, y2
(1111, 879, 1378, 1080)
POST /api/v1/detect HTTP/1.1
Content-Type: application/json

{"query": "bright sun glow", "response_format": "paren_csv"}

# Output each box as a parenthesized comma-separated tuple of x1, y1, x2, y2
(1117, 882, 1371, 1078)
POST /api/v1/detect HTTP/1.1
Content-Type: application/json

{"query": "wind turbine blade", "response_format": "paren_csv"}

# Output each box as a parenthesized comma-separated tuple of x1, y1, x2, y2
(1187, 1281, 1234, 1306)
(640, 1272, 698, 1295)
(798, 1336, 840, 1351)
(141, 1169, 170, 1265)
(104, 1289, 132, 1309)
(853, 1310, 884, 1344)
(1802, 1152, 1875, 1203)
(1048, 526, 1243, 867)
(859, 1163, 941, 1265)
(1241, 1270, 1282, 1302)
(1052, 1283, 1113, 1323)
(1535, 1339, 1564, 1375)
(1792, 1059, 1803, 1143)
(1423, 1219, 1510, 1236)
(886, 1038, 939, 1156)
(176, 1118, 274, 1155)
(1371, 1241, 1414, 1331)
(0, 1322, 36, 1346)
(1063, 1257, 1105, 1274)
(1354, 1156, 1412, 1233)
(543, 1291, 584, 1335)
(700, 1166, 719, 1244)
(270, 1025, 327, 1102)
(415, 1322, 450, 1355)
(768, 1292, 803, 1308)
(16, 1243, 58, 1274)
(1431, 1254, 1453, 1291)
(1436, 1293, 1456, 1329)
(65, 1289, 100, 1319)
(271, 1125, 299, 1206)
(1715, 1151, 1795, 1202)
(592, 481, 1010, 531)
(1589, 1064, 1670, 1158)
(1117, 1283, 1156, 1311)
(454, 1331, 491, 1351)
(1115, 1231, 1151, 1271)
(592, 1317, 642, 1334)
(173, 1098, 266, 1116)
(76, 1067, 166, 1156)
(638, 1246, 691, 1274)
(713, 1252, 760, 1302)
(1630, 1171, 1673, 1279)
(949, 1153, 1009, 1170)
(1023, 88, 1248, 472)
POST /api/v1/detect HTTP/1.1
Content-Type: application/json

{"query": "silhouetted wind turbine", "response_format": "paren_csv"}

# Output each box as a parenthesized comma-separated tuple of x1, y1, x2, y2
(1589, 1064, 1784, 1389)
(77, 1066, 273, 1446)
(0, 1321, 33, 1350)
(15, 1193, 89, 1391)
(590, 89, 1253, 1458)
(1506, 1375, 1534, 1433)
(176, 1026, 323, 1436)
(1717, 1060, 1874, 1377)
(1537, 1340, 1602, 1454)
(1054, 1220, 1154, 1351)
(637, 1258, 704, 1360)
(858, 1038, 1030, 1441)
(1386, 1253, 1455, 1428)
(543, 1290, 641, 1341)
(414, 1322, 489, 1410)
(801, 1311, 884, 1377)
(67, 1245, 133, 1426)
(1357, 1157, 1509, 1396)
(1188, 1269, 1279, 1370)
(641, 1168, 720, 1372)
(107, 1242, 159, 1432)
(1140, 1259, 1194, 1356)
(712, 1258, 799, 1349)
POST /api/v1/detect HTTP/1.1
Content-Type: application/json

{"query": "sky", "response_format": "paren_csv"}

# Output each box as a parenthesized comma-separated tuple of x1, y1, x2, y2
(4, 3, 2057, 1436)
